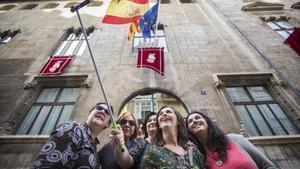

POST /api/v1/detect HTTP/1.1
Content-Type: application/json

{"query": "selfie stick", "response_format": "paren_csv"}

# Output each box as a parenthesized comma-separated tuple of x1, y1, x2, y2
(71, 0, 124, 152)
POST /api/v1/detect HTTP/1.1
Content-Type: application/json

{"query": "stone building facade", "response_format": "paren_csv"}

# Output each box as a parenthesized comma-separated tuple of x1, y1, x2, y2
(0, 0, 300, 168)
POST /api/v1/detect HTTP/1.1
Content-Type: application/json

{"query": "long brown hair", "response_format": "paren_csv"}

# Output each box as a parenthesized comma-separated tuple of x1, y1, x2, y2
(154, 106, 188, 148)
(186, 111, 228, 161)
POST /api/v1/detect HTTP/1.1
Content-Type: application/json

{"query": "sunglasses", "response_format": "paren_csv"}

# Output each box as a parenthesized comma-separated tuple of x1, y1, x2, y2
(120, 119, 136, 126)
(94, 105, 110, 116)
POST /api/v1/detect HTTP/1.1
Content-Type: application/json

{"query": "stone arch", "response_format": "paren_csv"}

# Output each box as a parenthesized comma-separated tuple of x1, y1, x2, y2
(118, 87, 189, 117)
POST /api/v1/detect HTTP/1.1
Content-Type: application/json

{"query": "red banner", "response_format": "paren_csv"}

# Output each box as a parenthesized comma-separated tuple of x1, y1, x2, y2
(285, 27, 300, 56)
(40, 56, 73, 76)
(137, 48, 164, 76)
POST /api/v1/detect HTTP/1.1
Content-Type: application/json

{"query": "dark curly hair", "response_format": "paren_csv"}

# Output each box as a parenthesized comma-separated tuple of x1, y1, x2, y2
(186, 111, 229, 162)
(154, 106, 188, 148)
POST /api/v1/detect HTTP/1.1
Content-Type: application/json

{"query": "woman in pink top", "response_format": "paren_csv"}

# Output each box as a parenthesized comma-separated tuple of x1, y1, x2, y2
(186, 111, 278, 169)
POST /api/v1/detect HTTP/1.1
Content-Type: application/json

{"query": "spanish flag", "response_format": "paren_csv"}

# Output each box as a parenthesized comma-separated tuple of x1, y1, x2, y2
(128, 20, 140, 40)
(102, 0, 149, 24)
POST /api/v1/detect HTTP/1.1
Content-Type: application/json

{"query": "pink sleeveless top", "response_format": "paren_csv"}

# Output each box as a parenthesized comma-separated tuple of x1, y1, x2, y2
(205, 141, 257, 169)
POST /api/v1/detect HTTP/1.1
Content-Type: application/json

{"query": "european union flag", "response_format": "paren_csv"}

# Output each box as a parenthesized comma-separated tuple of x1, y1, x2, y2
(139, 3, 159, 38)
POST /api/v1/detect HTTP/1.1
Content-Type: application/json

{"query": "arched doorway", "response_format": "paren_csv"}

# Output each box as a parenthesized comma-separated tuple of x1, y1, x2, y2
(118, 88, 188, 123)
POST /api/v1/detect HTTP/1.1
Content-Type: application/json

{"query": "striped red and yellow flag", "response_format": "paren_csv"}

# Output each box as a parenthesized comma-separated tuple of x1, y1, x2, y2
(102, 0, 149, 24)
(128, 20, 140, 40)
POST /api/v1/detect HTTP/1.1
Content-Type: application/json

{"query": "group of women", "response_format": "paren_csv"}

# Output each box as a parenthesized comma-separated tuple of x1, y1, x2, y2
(104, 106, 278, 169)
(32, 103, 278, 169)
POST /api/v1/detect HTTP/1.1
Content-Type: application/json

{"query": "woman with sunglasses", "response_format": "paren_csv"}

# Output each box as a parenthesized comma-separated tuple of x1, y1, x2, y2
(98, 112, 138, 169)
(142, 106, 205, 169)
(109, 112, 158, 169)
(31, 102, 113, 169)
(186, 111, 277, 169)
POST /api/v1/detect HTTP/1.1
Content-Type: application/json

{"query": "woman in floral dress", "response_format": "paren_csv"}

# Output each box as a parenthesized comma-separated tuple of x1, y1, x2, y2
(142, 106, 205, 169)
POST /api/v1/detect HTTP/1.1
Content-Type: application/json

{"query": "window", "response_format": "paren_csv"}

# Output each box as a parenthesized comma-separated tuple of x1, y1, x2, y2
(0, 4, 17, 11)
(16, 87, 80, 135)
(179, 0, 195, 3)
(161, 93, 172, 98)
(160, 0, 170, 4)
(41, 3, 59, 9)
(0, 29, 20, 47)
(133, 23, 168, 53)
(134, 95, 158, 120)
(87, 1, 103, 7)
(266, 20, 293, 39)
(53, 27, 94, 56)
(226, 86, 299, 136)
(64, 2, 77, 8)
(20, 3, 38, 10)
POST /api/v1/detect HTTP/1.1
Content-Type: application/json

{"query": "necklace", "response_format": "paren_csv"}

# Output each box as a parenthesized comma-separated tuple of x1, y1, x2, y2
(216, 160, 223, 167)
(206, 150, 223, 167)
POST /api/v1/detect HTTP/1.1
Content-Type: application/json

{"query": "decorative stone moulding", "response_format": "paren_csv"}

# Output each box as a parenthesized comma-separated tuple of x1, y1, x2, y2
(239, 122, 250, 138)
(213, 72, 274, 87)
(81, 76, 93, 88)
(291, 2, 300, 9)
(23, 81, 38, 90)
(259, 15, 290, 21)
(214, 81, 223, 88)
(241, 1, 284, 11)
(24, 75, 90, 89)
(271, 79, 285, 86)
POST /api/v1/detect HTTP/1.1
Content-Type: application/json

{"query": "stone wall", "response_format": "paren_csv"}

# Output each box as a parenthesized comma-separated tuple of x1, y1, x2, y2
(0, 0, 299, 168)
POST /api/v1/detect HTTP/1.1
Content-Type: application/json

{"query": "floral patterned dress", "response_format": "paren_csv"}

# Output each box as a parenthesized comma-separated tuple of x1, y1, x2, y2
(142, 144, 204, 169)
(128, 138, 150, 169)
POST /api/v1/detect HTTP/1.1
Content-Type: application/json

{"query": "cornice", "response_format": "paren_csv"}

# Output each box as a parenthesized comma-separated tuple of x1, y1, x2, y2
(1, 134, 300, 145)
(0, 0, 78, 2)
(241, 1, 284, 11)
(0, 135, 49, 143)
(248, 135, 300, 146)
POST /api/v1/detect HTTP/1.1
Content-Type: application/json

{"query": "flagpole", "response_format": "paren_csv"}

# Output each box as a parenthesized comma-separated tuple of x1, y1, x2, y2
(152, 0, 161, 81)
(153, 0, 161, 47)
